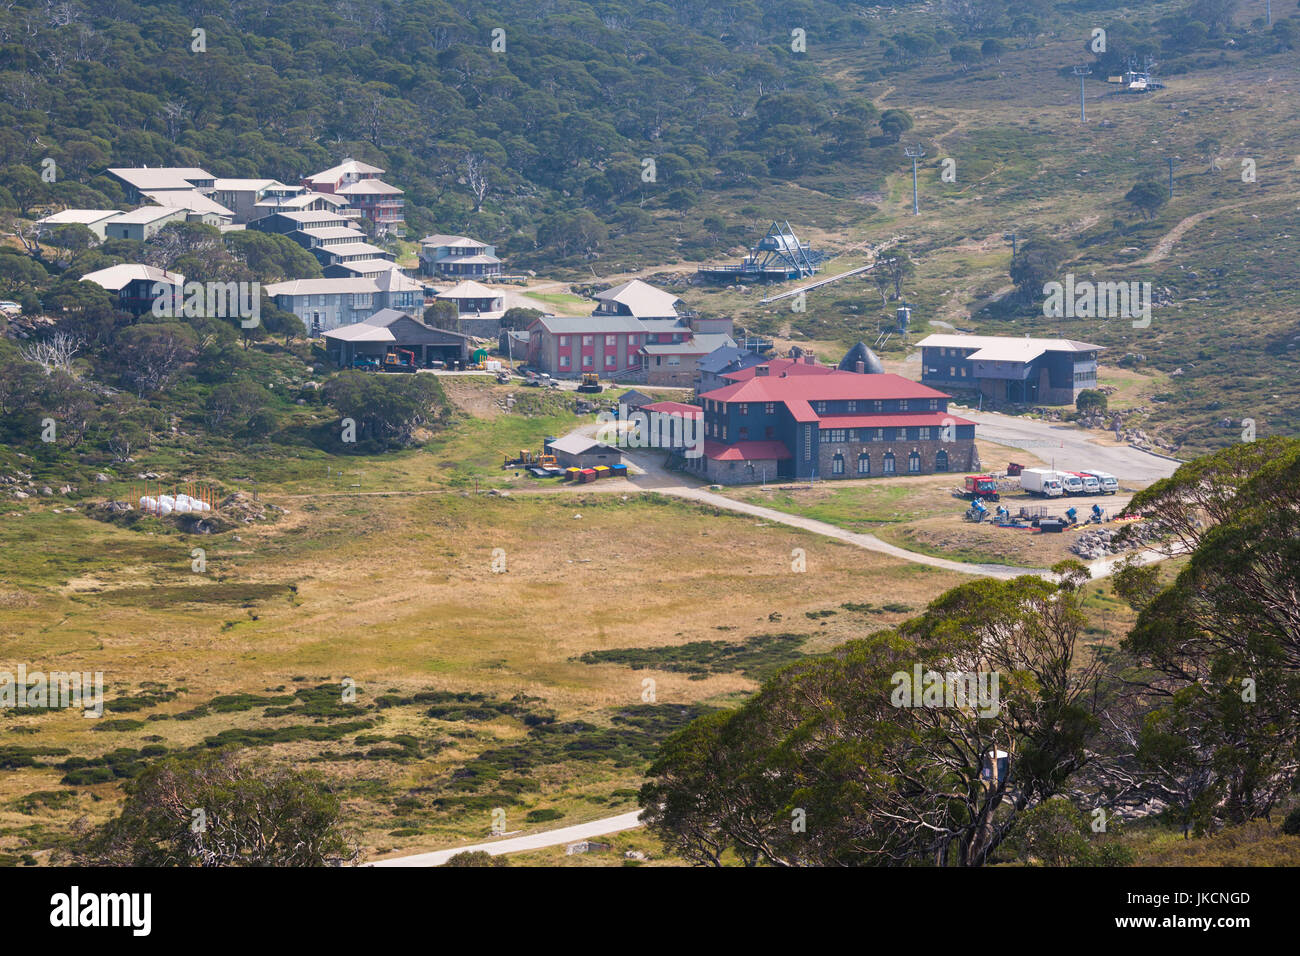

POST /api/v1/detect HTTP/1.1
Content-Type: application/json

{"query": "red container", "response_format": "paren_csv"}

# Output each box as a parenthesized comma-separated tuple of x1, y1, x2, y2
(578, 468, 597, 483)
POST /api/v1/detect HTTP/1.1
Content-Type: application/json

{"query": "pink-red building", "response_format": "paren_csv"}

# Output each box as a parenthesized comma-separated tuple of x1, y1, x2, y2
(303, 159, 405, 233)
(526, 315, 646, 378)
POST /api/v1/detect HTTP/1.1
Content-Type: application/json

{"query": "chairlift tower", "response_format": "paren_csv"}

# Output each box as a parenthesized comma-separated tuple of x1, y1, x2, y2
(904, 144, 926, 215)
(1072, 66, 1092, 123)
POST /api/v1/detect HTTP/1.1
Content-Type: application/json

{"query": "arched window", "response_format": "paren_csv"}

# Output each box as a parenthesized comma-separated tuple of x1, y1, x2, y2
(883, 452, 896, 474)
(908, 451, 921, 473)
(935, 449, 949, 472)
(832, 453, 845, 475)
(857, 452, 870, 475)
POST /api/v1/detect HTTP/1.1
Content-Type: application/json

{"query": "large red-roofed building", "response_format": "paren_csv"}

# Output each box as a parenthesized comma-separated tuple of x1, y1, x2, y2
(690, 361, 977, 484)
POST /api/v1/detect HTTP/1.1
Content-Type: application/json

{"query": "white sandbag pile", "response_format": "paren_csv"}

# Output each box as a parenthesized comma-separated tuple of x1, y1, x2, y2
(138, 493, 211, 515)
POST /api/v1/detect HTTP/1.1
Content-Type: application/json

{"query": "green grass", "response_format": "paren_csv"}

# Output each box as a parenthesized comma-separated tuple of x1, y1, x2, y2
(526, 291, 593, 312)
(723, 483, 943, 531)
(872, 525, 1044, 570)
(575, 633, 808, 681)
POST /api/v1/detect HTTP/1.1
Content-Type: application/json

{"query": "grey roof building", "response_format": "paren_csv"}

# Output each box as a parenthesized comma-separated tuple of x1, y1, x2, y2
(546, 433, 623, 469)
(914, 333, 1103, 406)
(697, 345, 770, 394)
(322, 309, 470, 368)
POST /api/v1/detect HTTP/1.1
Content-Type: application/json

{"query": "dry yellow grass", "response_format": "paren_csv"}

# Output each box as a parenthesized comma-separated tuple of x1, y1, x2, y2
(0, 489, 968, 858)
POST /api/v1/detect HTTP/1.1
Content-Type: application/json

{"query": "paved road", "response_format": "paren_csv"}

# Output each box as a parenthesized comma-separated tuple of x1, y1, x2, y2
(958, 410, 1181, 483)
(369, 811, 644, 867)
(660, 477, 1032, 578)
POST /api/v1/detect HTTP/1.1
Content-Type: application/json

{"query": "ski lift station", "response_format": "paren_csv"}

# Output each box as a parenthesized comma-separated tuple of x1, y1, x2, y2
(1108, 69, 1165, 94)
(698, 220, 831, 282)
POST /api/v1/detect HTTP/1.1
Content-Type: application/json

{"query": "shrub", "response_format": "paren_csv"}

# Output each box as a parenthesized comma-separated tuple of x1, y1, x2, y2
(442, 850, 509, 867)
(1077, 389, 1109, 416)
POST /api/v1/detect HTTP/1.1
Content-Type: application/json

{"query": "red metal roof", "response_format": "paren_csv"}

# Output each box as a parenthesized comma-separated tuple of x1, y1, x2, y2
(816, 412, 976, 428)
(722, 358, 836, 382)
(701, 369, 950, 404)
(702, 440, 792, 461)
(639, 401, 702, 417)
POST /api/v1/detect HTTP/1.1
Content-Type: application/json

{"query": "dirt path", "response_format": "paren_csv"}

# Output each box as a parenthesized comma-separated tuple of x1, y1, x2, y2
(1131, 195, 1271, 266)
(956, 194, 1277, 317)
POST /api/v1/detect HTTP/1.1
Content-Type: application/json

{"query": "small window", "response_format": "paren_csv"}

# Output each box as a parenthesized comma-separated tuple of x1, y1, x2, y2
(764, 402, 775, 414)
(857, 453, 870, 474)
(908, 451, 921, 473)
(832, 453, 845, 475)
(559, 335, 568, 346)
(738, 403, 748, 415)
(899, 400, 909, 411)
(605, 335, 616, 346)
(583, 335, 593, 346)
(847, 400, 857, 412)
(883, 453, 896, 474)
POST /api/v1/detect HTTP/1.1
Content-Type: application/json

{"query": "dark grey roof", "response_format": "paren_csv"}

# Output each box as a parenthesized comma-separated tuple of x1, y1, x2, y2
(697, 345, 765, 375)
(618, 389, 656, 409)
(838, 342, 885, 374)
(361, 309, 471, 344)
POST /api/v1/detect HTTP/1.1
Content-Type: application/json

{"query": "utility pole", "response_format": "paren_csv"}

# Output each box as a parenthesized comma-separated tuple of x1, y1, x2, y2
(904, 144, 925, 215)
(1072, 66, 1092, 123)
(1168, 156, 1175, 198)
(1267, 0, 1273, 26)
(1003, 231, 1018, 258)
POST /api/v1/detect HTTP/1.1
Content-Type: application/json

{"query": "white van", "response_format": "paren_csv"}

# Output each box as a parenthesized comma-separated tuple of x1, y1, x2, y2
(1057, 472, 1084, 495)
(1083, 470, 1119, 494)
(1072, 472, 1101, 495)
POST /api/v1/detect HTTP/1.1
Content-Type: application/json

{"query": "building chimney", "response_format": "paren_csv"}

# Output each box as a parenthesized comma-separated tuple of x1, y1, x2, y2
(755, 365, 769, 377)
(804, 355, 815, 365)
(855, 361, 865, 374)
